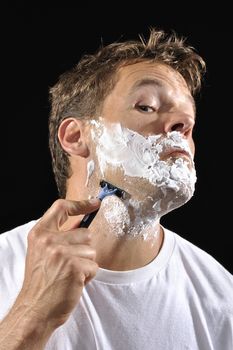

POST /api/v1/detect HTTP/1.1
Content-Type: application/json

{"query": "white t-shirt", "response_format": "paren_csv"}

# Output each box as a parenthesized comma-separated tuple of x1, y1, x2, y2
(0, 220, 232, 350)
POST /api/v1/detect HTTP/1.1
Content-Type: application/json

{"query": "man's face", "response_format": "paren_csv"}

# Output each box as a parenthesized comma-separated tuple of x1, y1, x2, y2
(86, 61, 197, 233)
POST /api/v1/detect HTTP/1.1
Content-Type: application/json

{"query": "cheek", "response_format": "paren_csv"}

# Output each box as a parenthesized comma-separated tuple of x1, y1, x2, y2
(101, 95, 126, 124)
(190, 140, 195, 156)
(185, 134, 195, 156)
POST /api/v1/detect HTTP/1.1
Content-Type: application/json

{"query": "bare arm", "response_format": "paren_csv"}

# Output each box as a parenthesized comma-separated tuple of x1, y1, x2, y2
(0, 305, 54, 349)
(0, 198, 100, 349)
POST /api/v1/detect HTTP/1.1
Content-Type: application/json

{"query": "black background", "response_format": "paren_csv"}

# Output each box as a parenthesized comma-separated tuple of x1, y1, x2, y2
(1, 6, 232, 274)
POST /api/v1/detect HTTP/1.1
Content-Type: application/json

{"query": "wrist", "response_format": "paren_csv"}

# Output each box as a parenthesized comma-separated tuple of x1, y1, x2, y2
(0, 303, 56, 349)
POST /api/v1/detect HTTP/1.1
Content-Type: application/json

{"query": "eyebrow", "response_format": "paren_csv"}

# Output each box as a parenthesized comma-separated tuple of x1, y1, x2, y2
(130, 78, 196, 114)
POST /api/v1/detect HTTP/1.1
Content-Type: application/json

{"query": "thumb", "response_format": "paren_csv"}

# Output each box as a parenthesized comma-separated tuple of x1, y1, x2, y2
(39, 198, 101, 230)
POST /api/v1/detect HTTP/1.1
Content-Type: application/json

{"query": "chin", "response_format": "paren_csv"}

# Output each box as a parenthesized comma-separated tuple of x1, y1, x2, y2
(99, 177, 195, 240)
(126, 176, 196, 219)
(154, 180, 195, 217)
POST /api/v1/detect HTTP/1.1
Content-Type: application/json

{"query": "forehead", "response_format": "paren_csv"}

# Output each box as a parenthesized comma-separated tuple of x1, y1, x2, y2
(111, 61, 195, 109)
(114, 61, 190, 94)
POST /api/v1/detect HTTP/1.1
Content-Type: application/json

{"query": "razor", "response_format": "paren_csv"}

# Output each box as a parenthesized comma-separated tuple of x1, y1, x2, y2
(79, 180, 125, 228)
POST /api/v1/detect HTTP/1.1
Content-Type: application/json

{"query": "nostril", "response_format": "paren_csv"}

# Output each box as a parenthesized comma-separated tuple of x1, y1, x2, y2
(171, 123, 184, 131)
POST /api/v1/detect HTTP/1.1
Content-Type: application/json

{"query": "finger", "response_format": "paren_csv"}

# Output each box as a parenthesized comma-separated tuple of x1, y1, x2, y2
(47, 244, 97, 261)
(73, 257, 99, 285)
(64, 228, 93, 245)
(52, 228, 93, 245)
(69, 245, 96, 260)
(39, 198, 100, 230)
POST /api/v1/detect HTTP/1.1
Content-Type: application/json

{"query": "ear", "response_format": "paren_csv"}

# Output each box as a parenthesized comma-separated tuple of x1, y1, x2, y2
(58, 118, 89, 157)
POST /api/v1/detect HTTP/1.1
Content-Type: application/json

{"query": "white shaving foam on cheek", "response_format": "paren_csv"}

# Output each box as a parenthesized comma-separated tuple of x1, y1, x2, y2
(90, 119, 197, 238)
(91, 119, 196, 195)
(85, 160, 95, 186)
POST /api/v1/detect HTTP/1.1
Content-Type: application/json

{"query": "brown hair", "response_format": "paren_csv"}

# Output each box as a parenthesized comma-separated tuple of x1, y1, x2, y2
(49, 27, 206, 198)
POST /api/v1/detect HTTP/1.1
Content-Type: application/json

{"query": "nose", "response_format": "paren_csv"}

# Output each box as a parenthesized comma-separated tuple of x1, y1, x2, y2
(163, 113, 194, 138)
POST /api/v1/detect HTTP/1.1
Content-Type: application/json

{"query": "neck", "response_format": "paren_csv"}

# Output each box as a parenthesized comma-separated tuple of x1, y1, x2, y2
(64, 179, 165, 271)
(91, 218, 164, 271)
(61, 205, 164, 271)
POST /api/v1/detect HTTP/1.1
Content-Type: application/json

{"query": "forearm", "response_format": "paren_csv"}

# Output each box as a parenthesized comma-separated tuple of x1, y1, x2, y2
(0, 304, 55, 350)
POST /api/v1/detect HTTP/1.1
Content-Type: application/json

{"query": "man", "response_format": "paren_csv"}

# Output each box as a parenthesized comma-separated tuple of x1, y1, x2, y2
(0, 27, 232, 349)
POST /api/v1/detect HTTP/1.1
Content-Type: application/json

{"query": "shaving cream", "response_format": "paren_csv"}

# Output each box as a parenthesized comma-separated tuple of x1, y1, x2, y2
(85, 160, 95, 186)
(89, 119, 196, 239)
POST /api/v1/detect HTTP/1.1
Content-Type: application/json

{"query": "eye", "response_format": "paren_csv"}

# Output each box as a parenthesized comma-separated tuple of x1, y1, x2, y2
(136, 104, 155, 113)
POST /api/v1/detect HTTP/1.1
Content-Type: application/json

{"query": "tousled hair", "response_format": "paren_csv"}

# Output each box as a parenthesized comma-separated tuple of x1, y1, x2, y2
(49, 27, 206, 198)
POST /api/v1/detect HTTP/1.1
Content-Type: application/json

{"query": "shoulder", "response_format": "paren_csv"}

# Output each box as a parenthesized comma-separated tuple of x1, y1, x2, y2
(0, 219, 38, 257)
(0, 220, 39, 319)
(172, 229, 232, 278)
(165, 228, 233, 312)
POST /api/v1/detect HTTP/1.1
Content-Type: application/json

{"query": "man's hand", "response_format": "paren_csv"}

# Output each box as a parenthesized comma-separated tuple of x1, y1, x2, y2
(0, 198, 101, 349)
(21, 198, 101, 326)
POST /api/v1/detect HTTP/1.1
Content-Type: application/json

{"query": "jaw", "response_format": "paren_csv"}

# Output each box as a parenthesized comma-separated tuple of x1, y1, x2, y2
(83, 120, 196, 238)
(93, 173, 194, 240)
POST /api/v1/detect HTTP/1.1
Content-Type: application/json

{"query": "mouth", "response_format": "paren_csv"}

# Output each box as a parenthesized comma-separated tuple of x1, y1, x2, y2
(160, 148, 192, 162)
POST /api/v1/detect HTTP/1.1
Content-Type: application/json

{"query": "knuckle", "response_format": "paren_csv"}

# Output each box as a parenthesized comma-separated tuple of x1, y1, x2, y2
(28, 227, 55, 248)
(92, 261, 99, 273)
(66, 258, 83, 276)
(84, 233, 92, 244)
(84, 262, 99, 284)
(76, 272, 86, 286)
(90, 249, 96, 260)
(27, 228, 37, 243)
(39, 234, 54, 247)
(48, 244, 66, 259)
(52, 199, 67, 212)
(27, 226, 42, 244)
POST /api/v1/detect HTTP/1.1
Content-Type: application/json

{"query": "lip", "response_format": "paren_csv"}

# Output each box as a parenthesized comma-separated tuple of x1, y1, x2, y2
(160, 148, 192, 161)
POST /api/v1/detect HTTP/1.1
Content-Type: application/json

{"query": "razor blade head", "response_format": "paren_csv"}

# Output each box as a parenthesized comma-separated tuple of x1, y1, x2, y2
(100, 180, 126, 199)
